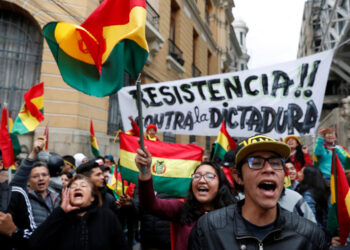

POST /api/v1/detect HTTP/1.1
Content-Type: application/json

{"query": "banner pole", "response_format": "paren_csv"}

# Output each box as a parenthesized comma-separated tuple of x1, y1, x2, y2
(135, 73, 146, 174)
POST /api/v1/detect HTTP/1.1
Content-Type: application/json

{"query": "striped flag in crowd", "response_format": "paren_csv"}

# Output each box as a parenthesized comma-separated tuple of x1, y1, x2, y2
(327, 152, 350, 246)
(0, 106, 15, 169)
(119, 133, 203, 198)
(90, 120, 100, 157)
(11, 82, 44, 135)
(213, 121, 236, 161)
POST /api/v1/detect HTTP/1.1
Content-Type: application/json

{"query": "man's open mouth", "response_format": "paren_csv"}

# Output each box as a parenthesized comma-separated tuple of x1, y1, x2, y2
(258, 181, 276, 191)
(38, 183, 45, 188)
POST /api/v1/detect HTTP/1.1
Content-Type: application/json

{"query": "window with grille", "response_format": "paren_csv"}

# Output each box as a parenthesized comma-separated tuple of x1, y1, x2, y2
(206, 136, 211, 151)
(0, 9, 43, 116)
(163, 132, 176, 143)
(189, 135, 196, 144)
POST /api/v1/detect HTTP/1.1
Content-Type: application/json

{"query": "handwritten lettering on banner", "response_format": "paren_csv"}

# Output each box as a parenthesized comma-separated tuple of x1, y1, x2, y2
(118, 50, 334, 138)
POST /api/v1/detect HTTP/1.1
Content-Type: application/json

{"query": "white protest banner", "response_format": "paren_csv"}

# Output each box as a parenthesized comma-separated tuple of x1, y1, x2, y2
(118, 50, 334, 138)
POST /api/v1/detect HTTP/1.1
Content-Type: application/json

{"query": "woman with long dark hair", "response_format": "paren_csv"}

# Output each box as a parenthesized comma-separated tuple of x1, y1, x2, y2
(135, 148, 235, 250)
(284, 136, 313, 172)
(296, 166, 330, 230)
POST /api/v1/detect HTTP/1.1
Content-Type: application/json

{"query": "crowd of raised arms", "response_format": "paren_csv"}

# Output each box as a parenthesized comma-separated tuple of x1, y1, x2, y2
(0, 125, 349, 250)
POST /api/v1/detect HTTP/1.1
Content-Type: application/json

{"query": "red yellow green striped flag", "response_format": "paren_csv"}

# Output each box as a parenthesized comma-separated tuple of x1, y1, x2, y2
(213, 121, 236, 161)
(42, 0, 149, 97)
(11, 82, 44, 134)
(120, 133, 203, 197)
(108, 164, 136, 199)
(327, 152, 350, 246)
(0, 106, 15, 169)
(8, 111, 13, 132)
(8, 112, 21, 156)
(90, 120, 100, 157)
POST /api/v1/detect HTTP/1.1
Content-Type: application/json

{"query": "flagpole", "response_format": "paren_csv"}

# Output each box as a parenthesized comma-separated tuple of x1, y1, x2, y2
(332, 149, 339, 227)
(135, 73, 146, 174)
(44, 119, 50, 151)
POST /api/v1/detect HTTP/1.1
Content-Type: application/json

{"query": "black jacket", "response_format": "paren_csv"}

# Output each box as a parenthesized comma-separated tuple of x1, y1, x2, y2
(138, 192, 172, 249)
(189, 201, 328, 250)
(100, 186, 119, 214)
(6, 187, 36, 249)
(0, 180, 11, 212)
(5, 159, 40, 249)
(28, 205, 126, 250)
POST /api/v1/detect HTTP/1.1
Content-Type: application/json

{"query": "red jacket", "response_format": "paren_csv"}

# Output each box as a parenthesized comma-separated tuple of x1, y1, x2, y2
(127, 120, 159, 141)
(290, 153, 313, 172)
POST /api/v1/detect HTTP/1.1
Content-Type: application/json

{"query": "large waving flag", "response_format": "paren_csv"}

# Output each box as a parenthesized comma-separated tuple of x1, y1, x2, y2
(42, 0, 149, 97)
(90, 120, 100, 157)
(0, 106, 15, 169)
(327, 152, 350, 246)
(11, 82, 44, 134)
(120, 133, 203, 197)
(213, 121, 236, 161)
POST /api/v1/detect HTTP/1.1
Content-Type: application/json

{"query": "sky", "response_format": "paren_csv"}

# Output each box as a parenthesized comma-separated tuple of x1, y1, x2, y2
(233, 0, 307, 69)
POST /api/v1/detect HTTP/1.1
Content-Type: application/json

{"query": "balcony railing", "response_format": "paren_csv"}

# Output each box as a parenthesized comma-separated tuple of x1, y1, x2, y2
(192, 64, 201, 77)
(168, 39, 184, 66)
(146, 1, 160, 30)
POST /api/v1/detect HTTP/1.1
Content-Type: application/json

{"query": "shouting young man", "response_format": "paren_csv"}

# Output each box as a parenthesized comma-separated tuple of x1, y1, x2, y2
(189, 135, 327, 250)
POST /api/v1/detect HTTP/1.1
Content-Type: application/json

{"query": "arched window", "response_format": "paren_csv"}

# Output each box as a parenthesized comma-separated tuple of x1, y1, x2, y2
(0, 7, 43, 116)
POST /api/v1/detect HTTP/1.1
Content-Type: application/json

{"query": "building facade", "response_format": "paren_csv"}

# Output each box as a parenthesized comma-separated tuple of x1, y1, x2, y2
(297, 0, 350, 149)
(0, 0, 249, 159)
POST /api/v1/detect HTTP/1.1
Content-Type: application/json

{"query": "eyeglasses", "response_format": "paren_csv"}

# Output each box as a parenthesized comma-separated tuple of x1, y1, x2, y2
(246, 156, 285, 170)
(30, 173, 50, 179)
(191, 173, 216, 182)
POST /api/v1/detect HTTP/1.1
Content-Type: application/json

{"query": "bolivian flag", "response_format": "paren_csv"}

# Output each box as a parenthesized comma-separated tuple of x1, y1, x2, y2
(11, 82, 44, 135)
(42, 0, 149, 97)
(108, 165, 136, 199)
(8, 112, 21, 156)
(213, 121, 237, 161)
(90, 120, 100, 157)
(120, 133, 203, 198)
(0, 106, 15, 169)
(327, 152, 350, 246)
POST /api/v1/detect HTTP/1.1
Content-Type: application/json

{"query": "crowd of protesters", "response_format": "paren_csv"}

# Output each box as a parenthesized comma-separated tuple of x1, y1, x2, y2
(0, 125, 349, 249)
